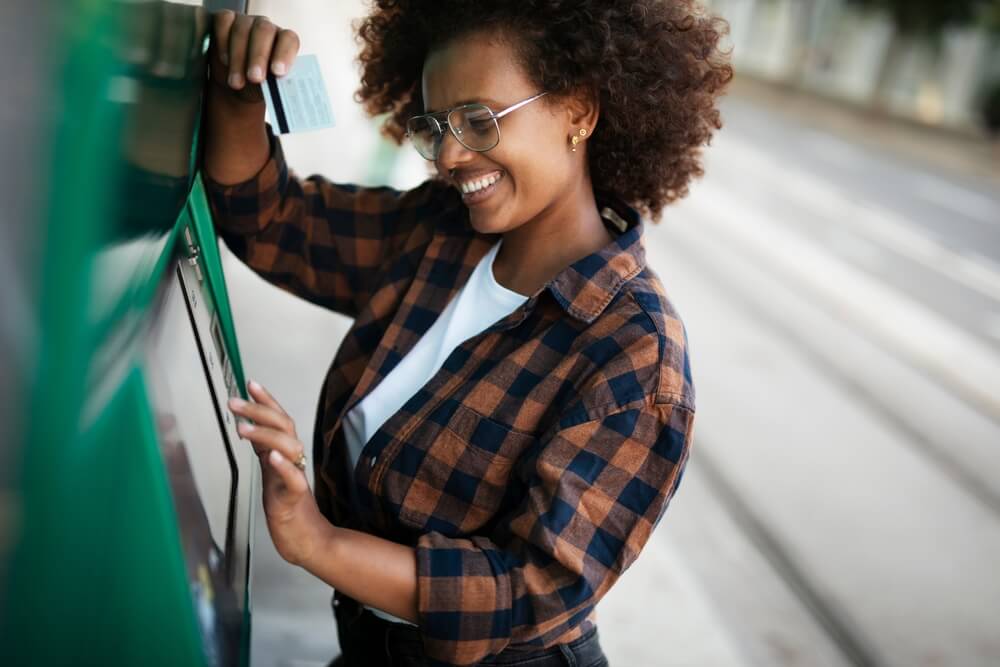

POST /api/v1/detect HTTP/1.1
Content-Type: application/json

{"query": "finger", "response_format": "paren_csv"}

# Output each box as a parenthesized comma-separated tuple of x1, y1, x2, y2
(226, 13, 255, 89)
(270, 28, 300, 76)
(228, 397, 294, 435)
(245, 16, 278, 84)
(267, 450, 309, 495)
(260, 453, 289, 498)
(239, 423, 298, 460)
(260, 459, 293, 504)
(211, 9, 235, 67)
(247, 380, 288, 416)
(237, 422, 304, 463)
(257, 449, 292, 495)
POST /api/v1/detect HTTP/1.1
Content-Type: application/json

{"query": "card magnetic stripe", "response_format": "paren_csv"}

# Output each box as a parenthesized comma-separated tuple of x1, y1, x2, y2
(265, 73, 290, 134)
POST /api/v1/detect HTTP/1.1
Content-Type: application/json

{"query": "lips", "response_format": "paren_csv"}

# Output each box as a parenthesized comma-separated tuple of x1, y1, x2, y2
(458, 171, 505, 206)
(457, 170, 504, 194)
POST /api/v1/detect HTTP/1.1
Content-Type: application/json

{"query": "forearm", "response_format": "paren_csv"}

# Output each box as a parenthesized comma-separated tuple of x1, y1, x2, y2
(305, 523, 420, 624)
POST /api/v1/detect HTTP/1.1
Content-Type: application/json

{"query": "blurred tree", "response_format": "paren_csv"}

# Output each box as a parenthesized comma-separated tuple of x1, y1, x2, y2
(844, 0, 991, 36)
(981, 80, 1000, 135)
(846, 0, 998, 119)
(980, 1, 1000, 32)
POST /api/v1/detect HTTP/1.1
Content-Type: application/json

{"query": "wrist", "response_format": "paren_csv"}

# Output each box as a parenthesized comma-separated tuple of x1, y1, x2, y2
(202, 84, 270, 185)
(301, 517, 340, 573)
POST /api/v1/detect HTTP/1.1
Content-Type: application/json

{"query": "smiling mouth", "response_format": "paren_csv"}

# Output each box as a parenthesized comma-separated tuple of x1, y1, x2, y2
(459, 171, 505, 205)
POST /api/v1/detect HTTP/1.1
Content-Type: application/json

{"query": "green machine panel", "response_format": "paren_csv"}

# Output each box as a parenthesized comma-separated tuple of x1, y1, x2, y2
(2, 1, 258, 666)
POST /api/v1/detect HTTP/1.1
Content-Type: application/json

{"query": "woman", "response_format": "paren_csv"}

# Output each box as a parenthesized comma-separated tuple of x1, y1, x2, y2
(203, 2, 731, 665)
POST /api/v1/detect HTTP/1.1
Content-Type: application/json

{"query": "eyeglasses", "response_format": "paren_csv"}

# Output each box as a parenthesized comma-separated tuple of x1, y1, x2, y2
(405, 92, 548, 161)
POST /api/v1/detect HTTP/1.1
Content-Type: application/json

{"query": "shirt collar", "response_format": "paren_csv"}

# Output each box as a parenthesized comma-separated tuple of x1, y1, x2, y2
(542, 192, 647, 323)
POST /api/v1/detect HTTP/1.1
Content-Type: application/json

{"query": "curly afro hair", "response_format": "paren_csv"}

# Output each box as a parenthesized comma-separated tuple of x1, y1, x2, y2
(354, 0, 733, 222)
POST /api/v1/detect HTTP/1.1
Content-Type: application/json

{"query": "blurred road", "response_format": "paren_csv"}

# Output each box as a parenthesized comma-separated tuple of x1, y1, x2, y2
(227, 3, 1000, 665)
(706, 89, 1000, 356)
(648, 87, 1000, 667)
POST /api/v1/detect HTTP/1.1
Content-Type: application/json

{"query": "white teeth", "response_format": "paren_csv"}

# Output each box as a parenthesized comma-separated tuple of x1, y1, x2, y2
(460, 172, 502, 195)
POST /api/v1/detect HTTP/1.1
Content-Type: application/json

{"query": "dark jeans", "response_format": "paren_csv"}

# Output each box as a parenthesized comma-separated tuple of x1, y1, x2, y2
(328, 594, 610, 667)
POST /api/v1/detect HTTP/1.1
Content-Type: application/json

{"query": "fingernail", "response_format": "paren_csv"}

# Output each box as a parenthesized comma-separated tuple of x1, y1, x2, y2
(229, 397, 246, 410)
(248, 65, 262, 82)
(269, 450, 283, 464)
(228, 72, 243, 88)
(249, 380, 262, 391)
(238, 421, 253, 433)
(272, 61, 285, 76)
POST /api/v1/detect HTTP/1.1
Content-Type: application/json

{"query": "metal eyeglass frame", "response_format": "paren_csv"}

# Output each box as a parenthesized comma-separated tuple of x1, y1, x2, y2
(406, 91, 549, 160)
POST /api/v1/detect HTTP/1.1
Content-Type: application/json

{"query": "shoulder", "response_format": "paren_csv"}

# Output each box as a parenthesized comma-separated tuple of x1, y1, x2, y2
(625, 264, 695, 409)
(568, 264, 695, 422)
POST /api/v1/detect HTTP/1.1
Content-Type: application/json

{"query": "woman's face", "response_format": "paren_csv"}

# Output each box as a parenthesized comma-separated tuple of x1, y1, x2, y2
(421, 31, 580, 235)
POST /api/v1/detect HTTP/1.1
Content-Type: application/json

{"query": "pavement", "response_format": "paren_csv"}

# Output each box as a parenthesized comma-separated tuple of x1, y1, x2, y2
(726, 76, 1000, 191)
(229, 2, 1000, 665)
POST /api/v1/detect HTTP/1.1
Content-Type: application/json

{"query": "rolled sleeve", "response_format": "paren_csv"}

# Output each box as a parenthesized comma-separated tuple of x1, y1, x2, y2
(201, 123, 456, 318)
(415, 399, 695, 665)
(202, 122, 292, 236)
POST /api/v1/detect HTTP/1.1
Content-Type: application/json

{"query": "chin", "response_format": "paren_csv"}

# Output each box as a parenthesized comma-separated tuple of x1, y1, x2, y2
(467, 207, 506, 235)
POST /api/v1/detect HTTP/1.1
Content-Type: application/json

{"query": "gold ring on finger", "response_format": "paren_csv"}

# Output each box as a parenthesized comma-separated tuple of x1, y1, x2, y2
(294, 452, 307, 471)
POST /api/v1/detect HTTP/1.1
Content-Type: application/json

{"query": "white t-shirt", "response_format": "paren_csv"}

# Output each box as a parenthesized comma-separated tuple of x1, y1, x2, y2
(341, 237, 528, 626)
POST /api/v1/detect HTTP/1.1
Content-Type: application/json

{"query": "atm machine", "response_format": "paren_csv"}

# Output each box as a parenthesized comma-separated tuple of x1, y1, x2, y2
(2, 2, 259, 665)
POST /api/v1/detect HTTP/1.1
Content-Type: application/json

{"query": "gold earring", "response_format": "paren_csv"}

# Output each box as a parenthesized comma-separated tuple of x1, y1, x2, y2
(571, 128, 587, 152)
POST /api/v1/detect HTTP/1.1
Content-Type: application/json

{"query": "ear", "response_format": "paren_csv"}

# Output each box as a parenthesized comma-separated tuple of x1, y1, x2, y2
(564, 85, 600, 138)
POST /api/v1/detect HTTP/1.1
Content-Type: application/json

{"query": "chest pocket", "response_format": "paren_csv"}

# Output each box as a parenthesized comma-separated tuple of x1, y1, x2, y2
(396, 404, 535, 536)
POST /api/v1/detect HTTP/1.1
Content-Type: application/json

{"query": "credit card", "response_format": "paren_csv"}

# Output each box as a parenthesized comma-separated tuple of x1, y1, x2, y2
(261, 54, 335, 134)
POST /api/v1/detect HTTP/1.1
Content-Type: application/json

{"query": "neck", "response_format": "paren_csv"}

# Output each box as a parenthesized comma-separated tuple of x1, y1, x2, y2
(493, 176, 614, 298)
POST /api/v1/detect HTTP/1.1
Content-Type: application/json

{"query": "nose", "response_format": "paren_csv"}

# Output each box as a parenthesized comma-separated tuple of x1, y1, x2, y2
(435, 127, 475, 174)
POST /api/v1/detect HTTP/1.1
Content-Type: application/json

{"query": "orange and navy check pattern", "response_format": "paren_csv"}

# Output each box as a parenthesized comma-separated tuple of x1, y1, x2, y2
(205, 124, 696, 666)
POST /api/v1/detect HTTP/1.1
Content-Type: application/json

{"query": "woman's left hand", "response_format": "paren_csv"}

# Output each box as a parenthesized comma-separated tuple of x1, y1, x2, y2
(229, 381, 328, 568)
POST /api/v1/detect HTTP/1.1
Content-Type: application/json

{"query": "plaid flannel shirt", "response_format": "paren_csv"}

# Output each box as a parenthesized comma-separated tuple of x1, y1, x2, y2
(205, 124, 696, 666)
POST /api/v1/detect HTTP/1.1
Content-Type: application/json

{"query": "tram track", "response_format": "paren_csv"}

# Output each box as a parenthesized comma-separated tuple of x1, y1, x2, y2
(692, 443, 885, 667)
(660, 203, 1000, 518)
(644, 211, 1000, 664)
(639, 155, 1000, 664)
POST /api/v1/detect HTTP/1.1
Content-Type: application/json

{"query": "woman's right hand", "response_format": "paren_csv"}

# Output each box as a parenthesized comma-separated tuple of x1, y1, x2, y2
(208, 10, 300, 106)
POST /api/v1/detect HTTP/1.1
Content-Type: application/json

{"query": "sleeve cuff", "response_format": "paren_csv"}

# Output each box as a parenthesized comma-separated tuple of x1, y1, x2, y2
(416, 532, 514, 666)
(202, 122, 290, 236)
